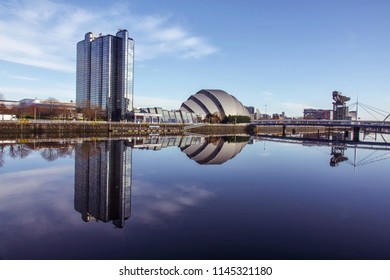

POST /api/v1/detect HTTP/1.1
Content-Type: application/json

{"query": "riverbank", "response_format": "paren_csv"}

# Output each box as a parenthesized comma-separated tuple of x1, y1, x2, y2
(0, 120, 184, 139)
(0, 120, 348, 140)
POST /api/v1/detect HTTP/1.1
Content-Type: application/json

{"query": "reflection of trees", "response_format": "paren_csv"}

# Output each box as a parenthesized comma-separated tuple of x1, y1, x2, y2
(0, 145, 4, 167)
(57, 146, 74, 158)
(8, 144, 32, 159)
(40, 146, 74, 162)
(40, 148, 59, 161)
(76, 141, 101, 160)
(0, 142, 74, 166)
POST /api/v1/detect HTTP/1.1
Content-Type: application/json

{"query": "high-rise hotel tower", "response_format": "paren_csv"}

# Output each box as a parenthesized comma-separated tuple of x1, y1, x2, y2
(76, 30, 134, 121)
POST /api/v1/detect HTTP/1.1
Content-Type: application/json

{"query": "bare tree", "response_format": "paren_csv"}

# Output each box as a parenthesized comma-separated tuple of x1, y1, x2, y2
(46, 97, 59, 105)
(0, 92, 4, 100)
(43, 97, 61, 119)
(0, 103, 6, 117)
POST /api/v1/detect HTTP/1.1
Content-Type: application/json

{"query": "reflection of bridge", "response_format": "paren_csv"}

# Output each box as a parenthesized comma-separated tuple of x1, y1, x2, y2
(254, 134, 390, 151)
(254, 134, 390, 168)
(252, 119, 390, 141)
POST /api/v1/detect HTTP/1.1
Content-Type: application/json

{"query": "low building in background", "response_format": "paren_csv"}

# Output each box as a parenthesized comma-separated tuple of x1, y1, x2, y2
(1, 98, 76, 120)
(2, 87, 256, 123)
(271, 112, 290, 120)
(303, 108, 332, 120)
(0, 99, 18, 108)
(130, 107, 198, 124)
(246, 106, 255, 120)
(246, 106, 255, 114)
(349, 110, 357, 120)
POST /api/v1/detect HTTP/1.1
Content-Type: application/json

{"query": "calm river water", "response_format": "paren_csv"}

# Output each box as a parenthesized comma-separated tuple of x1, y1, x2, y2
(1, 134, 390, 260)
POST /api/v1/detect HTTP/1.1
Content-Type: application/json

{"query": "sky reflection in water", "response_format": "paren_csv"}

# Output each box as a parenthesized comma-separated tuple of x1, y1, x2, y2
(0, 135, 390, 260)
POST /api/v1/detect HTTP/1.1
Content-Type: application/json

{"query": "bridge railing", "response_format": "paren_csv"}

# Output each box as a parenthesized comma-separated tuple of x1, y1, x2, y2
(251, 119, 390, 127)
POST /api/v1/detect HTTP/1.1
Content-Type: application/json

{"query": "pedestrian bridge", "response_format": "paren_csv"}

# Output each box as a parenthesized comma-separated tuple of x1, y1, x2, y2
(251, 119, 390, 142)
(252, 119, 390, 129)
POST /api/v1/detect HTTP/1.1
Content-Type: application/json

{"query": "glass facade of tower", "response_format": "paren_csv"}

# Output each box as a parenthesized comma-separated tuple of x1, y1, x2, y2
(74, 140, 132, 228)
(76, 30, 134, 121)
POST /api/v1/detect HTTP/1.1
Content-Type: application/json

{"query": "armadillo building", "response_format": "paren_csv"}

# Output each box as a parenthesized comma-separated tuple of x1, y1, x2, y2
(180, 89, 249, 119)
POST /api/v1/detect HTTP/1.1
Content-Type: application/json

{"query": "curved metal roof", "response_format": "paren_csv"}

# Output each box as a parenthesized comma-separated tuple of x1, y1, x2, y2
(180, 89, 249, 118)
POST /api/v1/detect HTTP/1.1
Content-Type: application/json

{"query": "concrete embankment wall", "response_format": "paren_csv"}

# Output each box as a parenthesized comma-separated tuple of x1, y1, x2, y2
(185, 124, 250, 134)
(0, 121, 184, 139)
(0, 121, 349, 139)
(0, 122, 253, 139)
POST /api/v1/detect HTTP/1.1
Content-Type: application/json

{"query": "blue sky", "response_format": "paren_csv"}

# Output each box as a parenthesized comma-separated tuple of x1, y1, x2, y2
(0, 0, 389, 118)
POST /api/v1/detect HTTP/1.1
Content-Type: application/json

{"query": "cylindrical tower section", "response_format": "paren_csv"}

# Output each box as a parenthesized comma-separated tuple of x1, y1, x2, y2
(115, 29, 134, 120)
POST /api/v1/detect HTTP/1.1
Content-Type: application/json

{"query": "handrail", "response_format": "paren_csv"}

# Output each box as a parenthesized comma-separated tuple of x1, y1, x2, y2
(251, 119, 390, 127)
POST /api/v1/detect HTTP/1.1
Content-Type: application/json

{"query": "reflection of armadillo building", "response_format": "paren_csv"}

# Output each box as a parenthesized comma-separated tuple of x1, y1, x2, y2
(181, 137, 248, 165)
(74, 140, 132, 228)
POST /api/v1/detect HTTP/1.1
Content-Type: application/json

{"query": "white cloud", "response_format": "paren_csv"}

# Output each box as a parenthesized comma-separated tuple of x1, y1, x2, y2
(0, 164, 81, 246)
(151, 26, 187, 42)
(5, 75, 37, 81)
(0, 0, 218, 72)
(262, 91, 274, 96)
(0, 165, 73, 197)
(133, 15, 217, 60)
(132, 180, 213, 225)
(0, 0, 81, 72)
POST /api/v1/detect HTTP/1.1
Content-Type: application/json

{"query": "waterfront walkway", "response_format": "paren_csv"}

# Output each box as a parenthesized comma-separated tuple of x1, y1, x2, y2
(252, 119, 390, 130)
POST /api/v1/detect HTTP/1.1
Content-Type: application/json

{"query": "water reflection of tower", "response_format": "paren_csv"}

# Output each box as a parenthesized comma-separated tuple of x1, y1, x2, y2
(74, 140, 132, 228)
(330, 145, 348, 167)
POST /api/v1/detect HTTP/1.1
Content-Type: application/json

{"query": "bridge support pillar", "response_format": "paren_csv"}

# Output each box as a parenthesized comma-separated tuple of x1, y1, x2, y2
(282, 125, 286, 136)
(353, 126, 360, 142)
